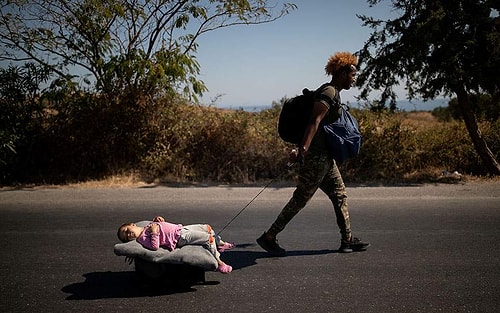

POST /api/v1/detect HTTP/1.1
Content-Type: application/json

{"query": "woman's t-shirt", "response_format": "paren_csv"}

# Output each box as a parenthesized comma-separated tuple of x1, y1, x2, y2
(309, 84, 341, 154)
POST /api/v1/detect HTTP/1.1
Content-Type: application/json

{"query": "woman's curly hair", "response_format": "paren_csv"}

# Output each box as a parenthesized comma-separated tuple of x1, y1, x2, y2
(325, 52, 358, 76)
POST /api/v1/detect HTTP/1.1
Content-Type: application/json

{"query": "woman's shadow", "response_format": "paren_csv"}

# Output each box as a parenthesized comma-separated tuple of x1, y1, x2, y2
(221, 243, 337, 270)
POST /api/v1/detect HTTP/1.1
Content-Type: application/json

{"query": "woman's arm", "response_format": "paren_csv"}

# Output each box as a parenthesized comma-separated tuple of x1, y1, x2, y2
(299, 101, 329, 156)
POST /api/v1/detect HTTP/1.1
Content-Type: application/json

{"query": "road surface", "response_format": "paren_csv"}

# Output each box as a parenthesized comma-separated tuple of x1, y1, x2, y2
(1, 181, 499, 312)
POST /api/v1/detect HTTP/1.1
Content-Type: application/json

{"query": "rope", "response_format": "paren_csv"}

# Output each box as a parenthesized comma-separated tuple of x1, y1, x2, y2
(216, 163, 294, 236)
(216, 178, 276, 236)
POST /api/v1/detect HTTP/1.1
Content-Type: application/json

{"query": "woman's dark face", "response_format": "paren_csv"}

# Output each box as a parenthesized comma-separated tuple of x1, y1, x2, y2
(342, 69, 357, 90)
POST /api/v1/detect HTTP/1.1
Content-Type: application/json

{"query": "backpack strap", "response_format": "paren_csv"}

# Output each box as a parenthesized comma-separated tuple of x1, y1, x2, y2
(315, 83, 339, 108)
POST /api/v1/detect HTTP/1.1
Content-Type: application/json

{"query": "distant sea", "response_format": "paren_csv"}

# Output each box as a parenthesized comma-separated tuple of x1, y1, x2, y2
(215, 98, 450, 112)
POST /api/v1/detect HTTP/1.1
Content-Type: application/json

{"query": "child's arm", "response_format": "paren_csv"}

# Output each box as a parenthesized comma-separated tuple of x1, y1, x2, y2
(148, 223, 160, 250)
(153, 216, 165, 222)
(137, 223, 160, 250)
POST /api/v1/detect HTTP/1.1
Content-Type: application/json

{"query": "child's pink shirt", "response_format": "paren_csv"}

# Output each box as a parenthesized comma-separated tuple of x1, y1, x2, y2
(136, 221, 182, 251)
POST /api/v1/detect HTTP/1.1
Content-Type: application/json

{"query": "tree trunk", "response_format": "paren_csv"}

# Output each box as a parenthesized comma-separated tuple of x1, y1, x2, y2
(455, 88, 500, 176)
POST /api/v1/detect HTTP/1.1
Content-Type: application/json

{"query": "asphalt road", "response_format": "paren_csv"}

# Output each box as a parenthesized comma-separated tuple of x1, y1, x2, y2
(1, 181, 499, 313)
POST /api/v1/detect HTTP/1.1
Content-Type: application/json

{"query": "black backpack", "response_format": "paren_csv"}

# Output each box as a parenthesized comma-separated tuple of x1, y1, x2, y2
(277, 83, 334, 145)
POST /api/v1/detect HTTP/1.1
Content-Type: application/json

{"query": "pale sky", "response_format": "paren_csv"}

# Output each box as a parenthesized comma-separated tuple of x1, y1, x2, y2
(195, 0, 398, 108)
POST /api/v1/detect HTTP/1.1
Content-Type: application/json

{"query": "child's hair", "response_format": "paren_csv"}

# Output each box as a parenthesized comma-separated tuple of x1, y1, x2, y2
(117, 223, 134, 243)
(325, 52, 358, 76)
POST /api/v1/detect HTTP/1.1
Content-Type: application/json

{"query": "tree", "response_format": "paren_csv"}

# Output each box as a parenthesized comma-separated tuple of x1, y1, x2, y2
(0, 0, 296, 183)
(0, 0, 296, 101)
(356, 0, 500, 175)
(0, 63, 52, 178)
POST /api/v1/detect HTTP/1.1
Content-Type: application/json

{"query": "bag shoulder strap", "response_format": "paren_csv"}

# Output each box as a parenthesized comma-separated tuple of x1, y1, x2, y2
(314, 83, 340, 108)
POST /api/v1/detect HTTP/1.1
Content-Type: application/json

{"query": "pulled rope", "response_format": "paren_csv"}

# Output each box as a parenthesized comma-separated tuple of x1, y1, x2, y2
(216, 178, 275, 236)
(217, 163, 294, 236)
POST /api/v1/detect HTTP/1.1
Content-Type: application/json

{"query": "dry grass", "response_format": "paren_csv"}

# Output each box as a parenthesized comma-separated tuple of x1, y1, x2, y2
(3, 108, 498, 189)
(63, 172, 153, 188)
(45, 170, 500, 189)
(399, 111, 440, 129)
(58, 110, 500, 188)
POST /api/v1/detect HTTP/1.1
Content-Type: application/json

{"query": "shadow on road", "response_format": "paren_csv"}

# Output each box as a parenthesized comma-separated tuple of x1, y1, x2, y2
(223, 244, 337, 270)
(62, 271, 219, 300)
(62, 247, 337, 299)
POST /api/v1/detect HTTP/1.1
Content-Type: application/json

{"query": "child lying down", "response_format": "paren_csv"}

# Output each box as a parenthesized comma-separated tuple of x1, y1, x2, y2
(117, 216, 234, 273)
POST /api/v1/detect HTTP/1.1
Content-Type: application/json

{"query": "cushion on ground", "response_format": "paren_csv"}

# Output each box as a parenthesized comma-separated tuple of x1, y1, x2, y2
(113, 221, 218, 271)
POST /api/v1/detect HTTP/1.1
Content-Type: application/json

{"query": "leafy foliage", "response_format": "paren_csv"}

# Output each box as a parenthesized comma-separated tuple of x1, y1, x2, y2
(1, 81, 499, 185)
(345, 110, 495, 181)
(357, 0, 499, 107)
(0, 63, 52, 179)
(2, 1, 499, 184)
(140, 101, 288, 183)
(0, 0, 296, 100)
(356, 0, 500, 175)
(0, 0, 297, 183)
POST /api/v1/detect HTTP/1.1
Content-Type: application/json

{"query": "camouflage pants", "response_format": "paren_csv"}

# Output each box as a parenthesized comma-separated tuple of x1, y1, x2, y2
(270, 151, 351, 240)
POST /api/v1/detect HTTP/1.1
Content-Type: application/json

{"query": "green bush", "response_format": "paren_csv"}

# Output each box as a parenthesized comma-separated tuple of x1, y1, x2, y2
(1, 89, 499, 185)
(138, 103, 500, 184)
(344, 110, 499, 182)
(140, 101, 289, 183)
